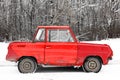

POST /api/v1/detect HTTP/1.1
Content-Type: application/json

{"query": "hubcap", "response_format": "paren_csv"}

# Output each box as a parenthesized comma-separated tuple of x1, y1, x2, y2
(23, 62, 32, 70)
(88, 60, 97, 70)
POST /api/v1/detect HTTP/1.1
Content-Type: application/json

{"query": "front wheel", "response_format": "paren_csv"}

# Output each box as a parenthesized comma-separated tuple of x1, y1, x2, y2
(82, 57, 102, 73)
(18, 58, 37, 73)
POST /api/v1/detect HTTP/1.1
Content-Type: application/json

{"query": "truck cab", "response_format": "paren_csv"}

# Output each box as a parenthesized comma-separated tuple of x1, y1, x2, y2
(34, 26, 78, 65)
(6, 26, 113, 73)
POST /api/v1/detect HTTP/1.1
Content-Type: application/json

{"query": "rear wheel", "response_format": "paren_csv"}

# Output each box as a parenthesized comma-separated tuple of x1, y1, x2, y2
(18, 58, 37, 73)
(82, 57, 102, 73)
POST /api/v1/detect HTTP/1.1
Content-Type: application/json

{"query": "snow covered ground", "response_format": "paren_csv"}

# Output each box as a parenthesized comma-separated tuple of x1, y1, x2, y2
(0, 38, 120, 80)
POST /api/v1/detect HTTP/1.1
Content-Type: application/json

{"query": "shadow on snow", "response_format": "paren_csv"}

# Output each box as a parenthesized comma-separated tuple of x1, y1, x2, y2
(36, 66, 84, 73)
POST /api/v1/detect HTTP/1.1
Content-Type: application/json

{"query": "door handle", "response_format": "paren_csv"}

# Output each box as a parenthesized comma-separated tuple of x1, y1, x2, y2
(46, 46, 51, 48)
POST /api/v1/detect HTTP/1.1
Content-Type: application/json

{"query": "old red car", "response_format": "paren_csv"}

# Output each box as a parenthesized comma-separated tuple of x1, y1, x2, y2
(6, 26, 113, 73)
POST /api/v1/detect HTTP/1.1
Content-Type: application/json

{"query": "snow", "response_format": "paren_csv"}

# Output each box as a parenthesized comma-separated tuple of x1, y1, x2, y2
(107, 18, 111, 26)
(88, 4, 99, 7)
(115, 8, 120, 12)
(0, 38, 120, 80)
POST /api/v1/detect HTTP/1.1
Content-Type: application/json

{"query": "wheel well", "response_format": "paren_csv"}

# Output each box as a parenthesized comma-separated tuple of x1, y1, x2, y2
(18, 56, 37, 63)
(84, 56, 103, 64)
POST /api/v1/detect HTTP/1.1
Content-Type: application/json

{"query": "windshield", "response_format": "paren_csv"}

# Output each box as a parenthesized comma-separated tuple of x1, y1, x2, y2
(35, 29, 45, 42)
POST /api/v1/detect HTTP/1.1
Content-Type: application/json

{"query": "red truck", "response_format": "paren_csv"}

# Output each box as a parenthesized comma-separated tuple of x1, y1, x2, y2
(6, 26, 113, 73)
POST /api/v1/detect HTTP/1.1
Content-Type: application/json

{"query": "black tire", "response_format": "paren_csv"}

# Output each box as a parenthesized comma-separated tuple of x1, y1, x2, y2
(18, 58, 37, 73)
(82, 57, 102, 73)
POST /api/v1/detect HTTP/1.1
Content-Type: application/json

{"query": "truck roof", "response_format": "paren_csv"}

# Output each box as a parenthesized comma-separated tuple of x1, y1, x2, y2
(38, 26, 70, 29)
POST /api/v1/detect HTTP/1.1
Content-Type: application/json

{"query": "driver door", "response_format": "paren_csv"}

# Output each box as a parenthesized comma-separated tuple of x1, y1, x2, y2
(45, 29, 77, 65)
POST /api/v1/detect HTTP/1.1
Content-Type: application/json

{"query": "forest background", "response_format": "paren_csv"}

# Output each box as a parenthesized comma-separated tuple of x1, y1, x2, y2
(0, 0, 120, 41)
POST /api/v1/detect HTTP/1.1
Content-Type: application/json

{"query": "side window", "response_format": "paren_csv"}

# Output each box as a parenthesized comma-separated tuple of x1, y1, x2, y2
(49, 30, 58, 42)
(35, 29, 45, 42)
(48, 29, 74, 42)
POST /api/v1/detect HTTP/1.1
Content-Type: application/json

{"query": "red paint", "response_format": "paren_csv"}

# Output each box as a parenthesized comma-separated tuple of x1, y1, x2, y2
(6, 26, 113, 67)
